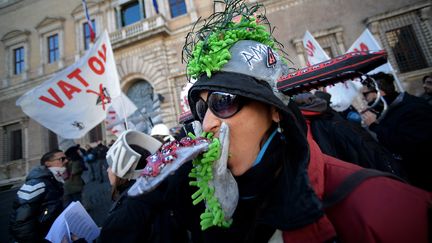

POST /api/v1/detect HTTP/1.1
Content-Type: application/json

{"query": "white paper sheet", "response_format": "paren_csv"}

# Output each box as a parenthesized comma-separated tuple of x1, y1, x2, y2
(45, 201, 100, 243)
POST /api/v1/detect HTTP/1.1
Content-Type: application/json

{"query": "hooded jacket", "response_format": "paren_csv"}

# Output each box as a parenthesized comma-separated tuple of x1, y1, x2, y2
(9, 165, 64, 243)
(369, 92, 432, 191)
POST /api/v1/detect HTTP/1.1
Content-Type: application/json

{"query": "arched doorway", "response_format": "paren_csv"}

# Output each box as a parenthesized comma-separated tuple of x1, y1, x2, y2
(126, 79, 162, 133)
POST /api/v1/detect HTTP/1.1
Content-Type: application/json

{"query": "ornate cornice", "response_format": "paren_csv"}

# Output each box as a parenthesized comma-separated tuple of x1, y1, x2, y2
(35, 16, 65, 30)
(366, 0, 431, 25)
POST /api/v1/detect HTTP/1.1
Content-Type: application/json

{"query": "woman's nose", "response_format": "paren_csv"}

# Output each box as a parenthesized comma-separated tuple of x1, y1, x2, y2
(201, 109, 221, 133)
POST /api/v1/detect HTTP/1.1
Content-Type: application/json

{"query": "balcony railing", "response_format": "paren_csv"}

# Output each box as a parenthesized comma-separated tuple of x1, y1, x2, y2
(110, 14, 170, 48)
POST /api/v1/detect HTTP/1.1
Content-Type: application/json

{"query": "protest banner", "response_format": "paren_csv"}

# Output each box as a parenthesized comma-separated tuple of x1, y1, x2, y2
(17, 30, 121, 139)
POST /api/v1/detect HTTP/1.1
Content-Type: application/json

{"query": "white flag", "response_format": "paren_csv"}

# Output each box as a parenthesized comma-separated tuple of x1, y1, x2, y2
(178, 81, 195, 123)
(105, 93, 137, 136)
(110, 92, 137, 121)
(302, 31, 358, 111)
(302, 30, 330, 66)
(347, 28, 380, 53)
(347, 28, 404, 91)
(107, 123, 126, 137)
(16, 30, 121, 139)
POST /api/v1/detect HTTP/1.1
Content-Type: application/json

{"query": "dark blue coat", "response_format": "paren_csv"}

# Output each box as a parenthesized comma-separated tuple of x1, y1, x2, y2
(9, 166, 64, 243)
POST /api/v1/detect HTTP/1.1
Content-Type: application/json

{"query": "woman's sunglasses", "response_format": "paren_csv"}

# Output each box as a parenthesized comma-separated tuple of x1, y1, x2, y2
(195, 91, 247, 121)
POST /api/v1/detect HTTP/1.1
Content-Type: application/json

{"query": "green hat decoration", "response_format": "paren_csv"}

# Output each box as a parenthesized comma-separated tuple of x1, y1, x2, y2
(182, 0, 289, 81)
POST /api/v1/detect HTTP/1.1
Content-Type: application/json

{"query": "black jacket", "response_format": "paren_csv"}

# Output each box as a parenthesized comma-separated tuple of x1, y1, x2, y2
(9, 166, 64, 243)
(369, 92, 432, 190)
(309, 110, 400, 173)
(295, 93, 400, 175)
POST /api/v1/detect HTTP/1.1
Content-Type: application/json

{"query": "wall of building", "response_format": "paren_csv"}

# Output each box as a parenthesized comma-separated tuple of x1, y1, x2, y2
(0, 0, 430, 186)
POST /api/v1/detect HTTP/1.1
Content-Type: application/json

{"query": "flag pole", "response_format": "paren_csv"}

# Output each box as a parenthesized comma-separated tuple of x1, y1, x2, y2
(82, 0, 96, 43)
(119, 94, 130, 131)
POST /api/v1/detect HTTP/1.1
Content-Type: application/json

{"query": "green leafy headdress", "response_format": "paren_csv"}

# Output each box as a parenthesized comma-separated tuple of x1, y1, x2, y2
(182, 0, 291, 81)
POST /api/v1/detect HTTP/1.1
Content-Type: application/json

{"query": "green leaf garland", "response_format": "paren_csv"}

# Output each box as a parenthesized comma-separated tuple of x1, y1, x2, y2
(182, 0, 290, 81)
(188, 132, 232, 230)
(187, 17, 276, 80)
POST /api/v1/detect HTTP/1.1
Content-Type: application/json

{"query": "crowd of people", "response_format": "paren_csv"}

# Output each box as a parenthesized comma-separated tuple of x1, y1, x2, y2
(8, 0, 432, 242)
(360, 72, 432, 191)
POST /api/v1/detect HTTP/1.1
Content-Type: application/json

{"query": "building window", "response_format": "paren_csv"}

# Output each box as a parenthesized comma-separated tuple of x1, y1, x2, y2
(48, 130, 58, 151)
(385, 25, 428, 73)
(314, 33, 342, 59)
(83, 19, 96, 50)
(89, 123, 103, 143)
(121, 1, 143, 27)
(48, 34, 59, 63)
(169, 0, 187, 18)
(4, 123, 23, 161)
(366, 2, 432, 76)
(10, 129, 22, 160)
(322, 47, 334, 59)
(1, 30, 30, 79)
(14, 47, 24, 75)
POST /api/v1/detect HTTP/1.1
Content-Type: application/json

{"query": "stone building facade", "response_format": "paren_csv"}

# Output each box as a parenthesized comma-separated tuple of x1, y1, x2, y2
(0, 0, 430, 186)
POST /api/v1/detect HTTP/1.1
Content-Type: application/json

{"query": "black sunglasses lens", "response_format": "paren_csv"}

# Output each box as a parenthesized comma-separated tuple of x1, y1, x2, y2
(208, 92, 241, 119)
(195, 99, 208, 121)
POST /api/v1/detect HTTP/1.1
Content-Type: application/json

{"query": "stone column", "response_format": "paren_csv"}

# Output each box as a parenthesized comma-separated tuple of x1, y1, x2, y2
(0, 126, 6, 163)
(20, 117, 29, 174)
(138, 0, 145, 18)
(293, 40, 306, 67)
(187, 0, 198, 22)
(116, 6, 122, 29)
(335, 32, 345, 54)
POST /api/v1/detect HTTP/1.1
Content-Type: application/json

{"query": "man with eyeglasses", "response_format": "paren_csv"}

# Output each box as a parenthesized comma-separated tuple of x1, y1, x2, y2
(361, 72, 432, 191)
(421, 74, 432, 106)
(9, 149, 68, 243)
(360, 84, 385, 118)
